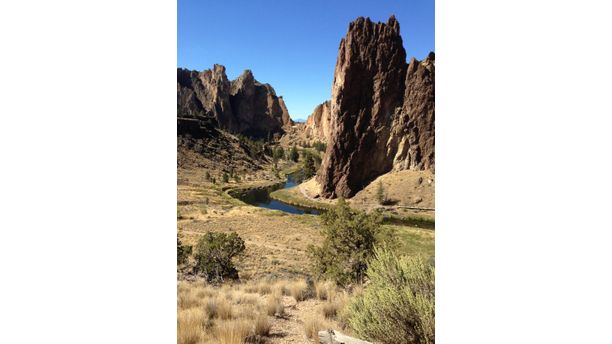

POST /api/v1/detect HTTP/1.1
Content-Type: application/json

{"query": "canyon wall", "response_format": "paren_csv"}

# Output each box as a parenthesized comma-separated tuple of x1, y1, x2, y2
(304, 100, 332, 143)
(177, 65, 292, 139)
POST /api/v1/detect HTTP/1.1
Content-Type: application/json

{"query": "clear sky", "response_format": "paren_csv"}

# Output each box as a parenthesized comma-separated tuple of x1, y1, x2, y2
(178, 0, 434, 121)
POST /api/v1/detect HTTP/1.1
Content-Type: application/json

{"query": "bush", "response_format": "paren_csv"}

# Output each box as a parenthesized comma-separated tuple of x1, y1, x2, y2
(308, 199, 382, 286)
(313, 141, 327, 152)
(273, 146, 284, 160)
(222, 173, 230, 183)
(376, 181, 387, 205)
(303, 154, 316, 178)
(288, 145, 299, 162)
(177, 236, 192, 266)
(346, 248, 435, 344)
(193, 232, 246, 282)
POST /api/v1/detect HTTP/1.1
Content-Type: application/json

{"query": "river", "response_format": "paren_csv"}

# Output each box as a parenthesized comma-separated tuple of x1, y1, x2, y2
(236, 173, 321, 215)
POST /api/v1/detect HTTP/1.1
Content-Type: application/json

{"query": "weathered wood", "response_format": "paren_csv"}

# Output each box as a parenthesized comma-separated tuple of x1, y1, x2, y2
(318, 329, 372, 344)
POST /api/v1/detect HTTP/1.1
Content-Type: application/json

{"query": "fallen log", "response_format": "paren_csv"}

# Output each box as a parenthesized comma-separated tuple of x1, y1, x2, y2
(318, 329, 372, 344)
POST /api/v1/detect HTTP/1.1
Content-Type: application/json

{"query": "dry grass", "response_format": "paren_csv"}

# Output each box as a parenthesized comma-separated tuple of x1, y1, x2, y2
(215, 319, 251, 344)
(314, 280, 336, 301)
(257, 282, 272, 295)
(272, 281, 290, 296)
(252, 314, 272, 337)
(177, 308, 207, 344)
(320, 302, 339, 319)
(234, 291, 259, 305)
(178, 279, 359, 344)
(304, 314, 332, 342)
(266, 294, 285, 317)
(289, 280, 312, 302)
(217, 297, 234, 320)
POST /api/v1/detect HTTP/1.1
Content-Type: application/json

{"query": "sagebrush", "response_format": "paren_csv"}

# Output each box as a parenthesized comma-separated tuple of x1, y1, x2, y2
(346, 248, 435, 344)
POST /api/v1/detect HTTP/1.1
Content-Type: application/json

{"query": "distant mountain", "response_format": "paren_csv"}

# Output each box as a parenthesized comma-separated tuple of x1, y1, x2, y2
(177, 64, 293, 139)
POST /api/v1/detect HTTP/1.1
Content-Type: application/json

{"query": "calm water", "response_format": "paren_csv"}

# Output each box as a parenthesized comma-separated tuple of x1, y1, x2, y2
(240, 173, 321, 215)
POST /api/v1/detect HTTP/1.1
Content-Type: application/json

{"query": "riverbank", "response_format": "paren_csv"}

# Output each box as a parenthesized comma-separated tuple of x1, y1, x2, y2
(270, 183, 436, 229)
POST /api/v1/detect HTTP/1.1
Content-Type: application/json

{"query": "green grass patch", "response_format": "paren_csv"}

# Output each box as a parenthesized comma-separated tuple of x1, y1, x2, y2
(381, 224, 435, 259)
(382, 212, 435, 229)
(269, 187, 333, 211)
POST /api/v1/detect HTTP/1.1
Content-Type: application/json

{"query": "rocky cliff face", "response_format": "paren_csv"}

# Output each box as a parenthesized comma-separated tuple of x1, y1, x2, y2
(390, 53, 435, 171)
(317, 16, 435, 198)
(177, 65, 292, 138)
(229, 70, 293, 137)
(304, 100, 331, 142)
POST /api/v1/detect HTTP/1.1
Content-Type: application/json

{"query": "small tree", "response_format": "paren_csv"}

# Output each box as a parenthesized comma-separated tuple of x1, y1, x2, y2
(205, 171, 211, 181)
(376, 181, 386, 205)
(288, 146, 299, 162)
(222, 173, 229, 183)
(193, 232, 246, 282)
(308, 199, 382, 286)
(273, 146, 284, 161)
(303, 154, 316, 178)
(177, 236, 192, 266)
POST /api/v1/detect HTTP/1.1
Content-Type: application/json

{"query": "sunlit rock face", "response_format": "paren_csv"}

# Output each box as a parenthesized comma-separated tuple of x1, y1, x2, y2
(177, 65, 292, 139)
(317, 16, 435, 198)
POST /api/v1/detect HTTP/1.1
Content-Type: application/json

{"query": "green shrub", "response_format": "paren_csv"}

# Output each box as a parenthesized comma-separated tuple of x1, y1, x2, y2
(177, 236, 192, 265)
(222, 173, 229, 183)
(303, 155, 316, 178)
(273, 146, 284, 160)
(308, 199, 382, 286)
(346, 248, 435, 344)
(313, 141, 327, 152)
(376, 181, 387, 205)
(193, 232, 246, 282)
(288, 145, 299, 162)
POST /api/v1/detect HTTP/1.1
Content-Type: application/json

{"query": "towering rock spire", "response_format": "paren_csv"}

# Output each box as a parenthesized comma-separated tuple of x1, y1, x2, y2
(317, 16, 435, 198)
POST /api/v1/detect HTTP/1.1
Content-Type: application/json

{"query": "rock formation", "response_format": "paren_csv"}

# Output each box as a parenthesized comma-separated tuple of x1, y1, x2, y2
(304, 100, 332, 143)
(177, 65, 292, 139)
(229, 70, 293, 137)
(390, 52, 435, 171)
(317, 16, 435, 198)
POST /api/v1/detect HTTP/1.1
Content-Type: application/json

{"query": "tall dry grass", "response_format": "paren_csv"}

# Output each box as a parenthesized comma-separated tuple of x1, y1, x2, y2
(178, 279, 356, 344)
(266, 293, 285, 317)
(215, 319, 251, 344)
(289, 280, 312, 302)
(177, 307, 208, 344)
(304, 314, 333, 342)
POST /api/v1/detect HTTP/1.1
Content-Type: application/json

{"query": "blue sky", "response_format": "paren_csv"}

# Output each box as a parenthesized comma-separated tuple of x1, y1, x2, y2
(178, 0, 434, 121)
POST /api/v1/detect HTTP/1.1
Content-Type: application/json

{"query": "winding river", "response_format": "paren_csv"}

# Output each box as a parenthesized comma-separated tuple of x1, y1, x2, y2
(236, 173, 321, 215)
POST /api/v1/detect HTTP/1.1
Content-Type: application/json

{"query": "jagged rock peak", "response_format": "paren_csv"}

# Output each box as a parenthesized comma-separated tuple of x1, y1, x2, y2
(177, 64, 292, 138)
(317, 15, 434, 198)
